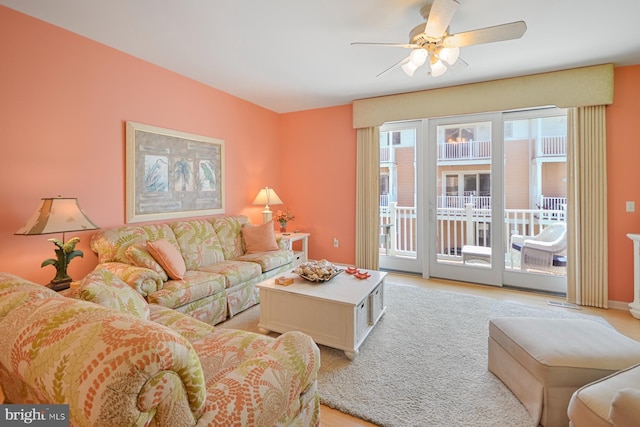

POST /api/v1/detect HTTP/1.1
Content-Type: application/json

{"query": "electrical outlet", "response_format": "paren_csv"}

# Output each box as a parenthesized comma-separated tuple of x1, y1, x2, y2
(626, 201, 636, 213)
(333, 237, 339, 248)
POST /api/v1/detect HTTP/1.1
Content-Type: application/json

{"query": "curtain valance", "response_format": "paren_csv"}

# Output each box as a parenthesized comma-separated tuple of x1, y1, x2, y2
(353, 64, 613, 128)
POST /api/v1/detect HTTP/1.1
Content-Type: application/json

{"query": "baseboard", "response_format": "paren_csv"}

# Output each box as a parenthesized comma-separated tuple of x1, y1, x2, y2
(547, 299, 633, 313)
(608, 300, 632, 311)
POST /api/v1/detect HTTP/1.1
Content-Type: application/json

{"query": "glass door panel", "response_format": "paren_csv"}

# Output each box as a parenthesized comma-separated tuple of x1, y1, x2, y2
(379, 121, 422, 274)
(428, 114, 502, 286)
(502, 109, 567, 294)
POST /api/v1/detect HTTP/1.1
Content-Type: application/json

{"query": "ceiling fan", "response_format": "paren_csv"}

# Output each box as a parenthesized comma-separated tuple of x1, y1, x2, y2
(352, 0, 527, 78)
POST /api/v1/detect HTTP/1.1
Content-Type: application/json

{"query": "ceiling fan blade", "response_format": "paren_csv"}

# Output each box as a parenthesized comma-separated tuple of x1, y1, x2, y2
(351, 42, 420, 49)
(443, 21, 527, 48)
(376, 56, 411, 77)
(424, 0, 460, 39)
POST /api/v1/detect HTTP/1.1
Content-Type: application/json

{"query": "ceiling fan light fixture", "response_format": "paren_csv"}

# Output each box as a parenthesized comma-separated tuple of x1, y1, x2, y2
(352, 0, 527, 79)
(430, 59, 447, 77)
(409, 48, 428, 66)
(439, 46, 460, 65)
(402, 60, 419, 76)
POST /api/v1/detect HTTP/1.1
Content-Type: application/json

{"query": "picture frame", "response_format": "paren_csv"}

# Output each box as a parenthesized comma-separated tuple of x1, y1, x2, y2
(125, 121, 224, 223)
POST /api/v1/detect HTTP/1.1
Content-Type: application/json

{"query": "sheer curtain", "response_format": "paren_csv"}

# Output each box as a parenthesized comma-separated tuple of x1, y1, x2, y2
(567, 106, 608, 307)
(355, 127, 380, 270)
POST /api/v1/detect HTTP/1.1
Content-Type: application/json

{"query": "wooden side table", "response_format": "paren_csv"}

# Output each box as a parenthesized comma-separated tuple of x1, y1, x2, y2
(276, 232, 310, 266)
(57, 280, 81, 297)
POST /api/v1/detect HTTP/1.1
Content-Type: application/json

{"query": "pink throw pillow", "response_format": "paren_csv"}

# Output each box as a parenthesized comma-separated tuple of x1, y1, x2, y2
(242, 222, 279, 254)
(147, 239, 186, 280)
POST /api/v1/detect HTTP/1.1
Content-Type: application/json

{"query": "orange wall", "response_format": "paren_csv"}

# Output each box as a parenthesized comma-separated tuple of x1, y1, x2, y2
(607, 64, 640, 302)
(279, 105, 357, 264)
(1, 6, 639, 304)
(0, 7, 285, 284)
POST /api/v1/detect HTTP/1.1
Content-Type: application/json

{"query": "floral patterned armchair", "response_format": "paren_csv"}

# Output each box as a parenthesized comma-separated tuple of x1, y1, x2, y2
(0, 271, 320, 426)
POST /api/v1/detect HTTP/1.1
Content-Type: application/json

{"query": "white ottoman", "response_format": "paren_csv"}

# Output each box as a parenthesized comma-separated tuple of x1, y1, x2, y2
(568, 362, 640, 427)
(488, 317, 640, 427)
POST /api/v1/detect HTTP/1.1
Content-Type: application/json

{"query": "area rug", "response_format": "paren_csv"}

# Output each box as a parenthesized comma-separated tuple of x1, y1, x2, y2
(221, 280, 610, 427)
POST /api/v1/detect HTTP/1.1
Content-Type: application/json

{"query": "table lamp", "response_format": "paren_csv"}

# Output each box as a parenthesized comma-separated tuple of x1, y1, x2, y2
(252, 186, 283, 223)
(15, 196, 99, 290)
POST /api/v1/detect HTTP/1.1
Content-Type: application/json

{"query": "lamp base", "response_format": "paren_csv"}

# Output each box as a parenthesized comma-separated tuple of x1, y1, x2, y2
(262, 209, 273, 224)
(47, 278, 72, 292)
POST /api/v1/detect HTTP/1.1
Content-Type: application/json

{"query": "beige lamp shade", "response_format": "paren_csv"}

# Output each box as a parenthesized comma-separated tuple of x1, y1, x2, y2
(15, 197, 99, 236)
(252, 187, 283, 223)
(15, 197, 99, 290)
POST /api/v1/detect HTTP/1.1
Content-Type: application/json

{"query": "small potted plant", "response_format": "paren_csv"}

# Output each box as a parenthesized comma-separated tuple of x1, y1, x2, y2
(274, 208, 295, 232)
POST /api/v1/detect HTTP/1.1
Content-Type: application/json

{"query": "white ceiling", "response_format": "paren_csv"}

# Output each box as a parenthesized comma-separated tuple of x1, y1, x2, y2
(2, 0, 639, 113)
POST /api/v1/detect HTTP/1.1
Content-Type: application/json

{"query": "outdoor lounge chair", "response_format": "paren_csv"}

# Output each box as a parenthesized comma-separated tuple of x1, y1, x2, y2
(510, 222, 567, 272)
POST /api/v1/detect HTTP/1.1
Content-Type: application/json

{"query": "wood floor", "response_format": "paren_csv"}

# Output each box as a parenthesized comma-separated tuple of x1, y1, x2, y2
(2, 272, 638, 427)
(319, 272, 640, 427)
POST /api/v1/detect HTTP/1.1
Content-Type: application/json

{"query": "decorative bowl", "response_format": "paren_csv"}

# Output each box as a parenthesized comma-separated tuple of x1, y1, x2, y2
(294, 260, 342, 282)
(298, 269, 342, 282)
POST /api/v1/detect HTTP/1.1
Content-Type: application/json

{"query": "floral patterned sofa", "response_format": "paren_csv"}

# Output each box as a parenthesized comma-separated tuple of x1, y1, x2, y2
(90, 215, 294, 325)
(0, 271, 320, 426)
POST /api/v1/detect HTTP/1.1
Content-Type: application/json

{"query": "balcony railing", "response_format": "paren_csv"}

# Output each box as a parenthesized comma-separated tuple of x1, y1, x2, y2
(539, 195, 567, 211)
(380, 146, 392, 163)
(538, 136, 567, 157)
(438, 195, 566, 212)
(436, 136, 567, 162)
(437, 140, 491, 161)
(437, 195, 491, 208)
(380, 203, 566, 270)
(380, 204, 417, 258)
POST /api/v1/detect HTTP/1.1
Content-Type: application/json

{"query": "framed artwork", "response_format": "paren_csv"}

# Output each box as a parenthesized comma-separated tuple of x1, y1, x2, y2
(125, 121, 224, 223)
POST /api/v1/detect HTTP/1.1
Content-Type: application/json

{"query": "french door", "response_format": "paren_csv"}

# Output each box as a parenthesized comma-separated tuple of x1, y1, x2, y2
(425, 109, 568, 293)
(380, 109, 567, 294)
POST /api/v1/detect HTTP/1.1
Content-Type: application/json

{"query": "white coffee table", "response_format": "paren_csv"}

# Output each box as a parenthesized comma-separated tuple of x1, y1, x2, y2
(257, 268, 386, 360)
